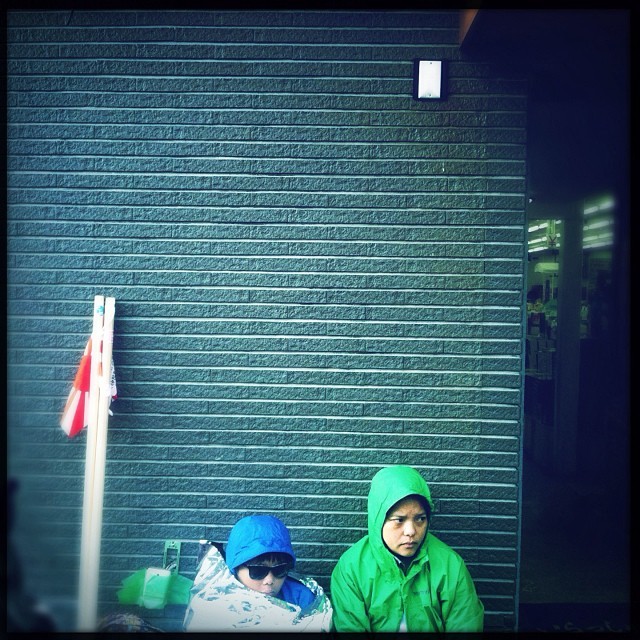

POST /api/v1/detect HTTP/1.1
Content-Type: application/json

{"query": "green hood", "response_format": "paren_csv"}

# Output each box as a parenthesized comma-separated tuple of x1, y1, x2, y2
(367, 466, 435, 560)
(331, 465, 484, 632)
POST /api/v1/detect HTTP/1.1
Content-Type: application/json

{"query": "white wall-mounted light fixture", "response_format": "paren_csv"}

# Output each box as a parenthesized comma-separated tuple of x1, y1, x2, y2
(413, 60, 445, 100)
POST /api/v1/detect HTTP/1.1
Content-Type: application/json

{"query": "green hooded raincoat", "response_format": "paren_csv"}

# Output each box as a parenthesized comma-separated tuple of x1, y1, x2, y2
(330, 466, 484, 633)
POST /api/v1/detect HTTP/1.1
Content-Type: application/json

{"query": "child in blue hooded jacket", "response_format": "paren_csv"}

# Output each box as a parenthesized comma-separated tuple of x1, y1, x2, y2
(225, 514, 315, 608)
(183, 514, 332, 632)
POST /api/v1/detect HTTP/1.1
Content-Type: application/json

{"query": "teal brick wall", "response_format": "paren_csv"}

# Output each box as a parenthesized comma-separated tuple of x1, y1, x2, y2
(7, 10, 527, 632)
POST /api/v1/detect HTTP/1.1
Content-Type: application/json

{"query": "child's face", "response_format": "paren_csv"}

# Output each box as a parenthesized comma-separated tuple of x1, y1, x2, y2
(235, 557, 291, 597)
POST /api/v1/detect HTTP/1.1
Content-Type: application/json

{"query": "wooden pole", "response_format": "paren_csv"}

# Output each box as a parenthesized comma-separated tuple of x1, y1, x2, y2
(76, 296, 115, 631)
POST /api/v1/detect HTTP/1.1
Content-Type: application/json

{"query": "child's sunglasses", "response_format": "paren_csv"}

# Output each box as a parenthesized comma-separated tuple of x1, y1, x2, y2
(244, 563, 292, 580)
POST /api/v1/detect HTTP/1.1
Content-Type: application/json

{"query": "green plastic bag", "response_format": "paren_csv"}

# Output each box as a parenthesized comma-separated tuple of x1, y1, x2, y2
(117, 568, 193, 609)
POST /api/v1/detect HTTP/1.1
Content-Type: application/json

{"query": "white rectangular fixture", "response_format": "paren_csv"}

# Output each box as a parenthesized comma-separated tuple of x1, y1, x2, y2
(414, 60, 443, 100)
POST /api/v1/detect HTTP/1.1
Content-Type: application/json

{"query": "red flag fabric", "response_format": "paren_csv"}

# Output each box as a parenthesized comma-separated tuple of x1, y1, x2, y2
(61, 339, 93, 438)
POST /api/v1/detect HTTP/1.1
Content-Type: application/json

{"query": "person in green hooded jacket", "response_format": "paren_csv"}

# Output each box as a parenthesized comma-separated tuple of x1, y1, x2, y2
(330, 465, 484, 633)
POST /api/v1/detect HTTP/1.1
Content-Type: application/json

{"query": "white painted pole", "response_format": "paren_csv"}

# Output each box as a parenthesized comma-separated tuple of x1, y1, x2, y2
(77, 296, 104, 630)
(76, 296, 115, 631)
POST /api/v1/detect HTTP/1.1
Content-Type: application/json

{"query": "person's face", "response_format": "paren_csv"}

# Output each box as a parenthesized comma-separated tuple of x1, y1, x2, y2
(235, 557, 291, 597)
(382, 496, 429, 557)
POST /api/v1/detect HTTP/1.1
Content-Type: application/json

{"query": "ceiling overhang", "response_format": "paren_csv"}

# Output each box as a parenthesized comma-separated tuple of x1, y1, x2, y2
(458, 9, 629, 102)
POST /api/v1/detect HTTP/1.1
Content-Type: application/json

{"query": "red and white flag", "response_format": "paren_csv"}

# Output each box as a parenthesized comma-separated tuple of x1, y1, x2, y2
(60, 339, 92, 437)
(60, 338, 117, 438)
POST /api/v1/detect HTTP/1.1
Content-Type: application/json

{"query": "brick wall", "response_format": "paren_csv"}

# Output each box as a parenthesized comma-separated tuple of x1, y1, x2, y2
(7, 10, 527, 632)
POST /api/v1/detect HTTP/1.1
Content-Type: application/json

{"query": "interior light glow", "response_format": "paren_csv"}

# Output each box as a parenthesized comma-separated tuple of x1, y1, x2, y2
(583, 240, 612, 250)
(584, 220, 613, 231)
(583, 196, 615, 216)
(583, 232, 613, 243)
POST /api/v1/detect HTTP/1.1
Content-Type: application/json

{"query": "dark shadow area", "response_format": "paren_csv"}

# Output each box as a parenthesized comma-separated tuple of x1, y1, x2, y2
(518, 457, 630, 632)
(519, 602, 630, 634)
(461, 9, 632, 633)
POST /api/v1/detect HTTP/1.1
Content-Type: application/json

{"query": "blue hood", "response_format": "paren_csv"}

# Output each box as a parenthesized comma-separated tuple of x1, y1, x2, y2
(225, 515, 296, 574)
